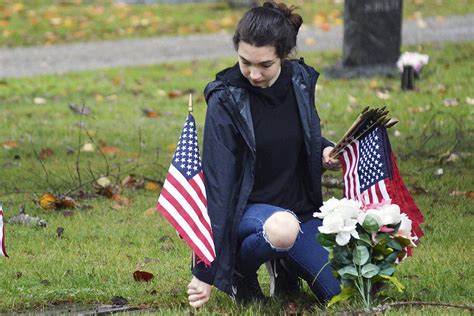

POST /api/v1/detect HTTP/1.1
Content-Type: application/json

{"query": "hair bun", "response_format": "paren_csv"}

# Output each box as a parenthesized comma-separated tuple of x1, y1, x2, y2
(263, 1, 303, 33)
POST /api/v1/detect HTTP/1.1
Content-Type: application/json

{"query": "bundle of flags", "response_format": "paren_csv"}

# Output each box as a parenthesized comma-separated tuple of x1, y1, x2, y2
(0, 204, 8, 257)
(156, 109, 216, 266)
(331, 107, 424, 242)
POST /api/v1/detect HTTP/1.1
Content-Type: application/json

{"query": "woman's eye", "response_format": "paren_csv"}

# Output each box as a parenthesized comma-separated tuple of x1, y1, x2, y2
(262, 64, 272, 68)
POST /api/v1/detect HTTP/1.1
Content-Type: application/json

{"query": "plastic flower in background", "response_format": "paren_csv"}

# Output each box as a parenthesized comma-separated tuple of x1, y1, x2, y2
(397, 52, 429, 74)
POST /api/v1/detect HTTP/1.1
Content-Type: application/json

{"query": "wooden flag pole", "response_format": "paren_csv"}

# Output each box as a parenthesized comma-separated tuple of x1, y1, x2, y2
(188, 93, 196, 269)
(188, 93, 193, 114)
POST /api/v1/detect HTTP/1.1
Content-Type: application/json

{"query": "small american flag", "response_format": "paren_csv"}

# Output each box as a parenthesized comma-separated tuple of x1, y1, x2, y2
(341, 127, 424, 239)
(0, 204, 8, 257)
(156, 114, 215, 266)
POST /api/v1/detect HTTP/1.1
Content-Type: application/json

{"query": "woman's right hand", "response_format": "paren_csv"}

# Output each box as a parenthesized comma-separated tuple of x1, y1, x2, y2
(187, 276, 212, 308)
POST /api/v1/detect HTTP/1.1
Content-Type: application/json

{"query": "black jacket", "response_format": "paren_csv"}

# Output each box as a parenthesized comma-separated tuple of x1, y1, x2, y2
(193, 58, 333, 295)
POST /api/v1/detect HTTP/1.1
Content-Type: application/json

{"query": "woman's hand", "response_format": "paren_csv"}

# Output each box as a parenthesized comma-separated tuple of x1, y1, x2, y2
(322, 146, 341, 171)
(187, 276, 212, 308)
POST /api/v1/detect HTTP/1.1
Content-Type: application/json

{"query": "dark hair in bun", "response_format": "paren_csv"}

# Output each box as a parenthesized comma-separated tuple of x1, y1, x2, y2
(233, 1, 303, 59)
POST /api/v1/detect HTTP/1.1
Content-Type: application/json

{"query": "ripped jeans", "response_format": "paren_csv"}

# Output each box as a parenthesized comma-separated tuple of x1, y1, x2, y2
(238, 203, 340, 302)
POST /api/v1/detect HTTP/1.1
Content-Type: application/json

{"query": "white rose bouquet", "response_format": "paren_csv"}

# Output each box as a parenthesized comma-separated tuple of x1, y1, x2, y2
(314, 197, 416, 309)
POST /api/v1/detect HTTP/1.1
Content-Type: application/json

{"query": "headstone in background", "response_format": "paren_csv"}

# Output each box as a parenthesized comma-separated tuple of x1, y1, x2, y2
(326, 0, 403, 78)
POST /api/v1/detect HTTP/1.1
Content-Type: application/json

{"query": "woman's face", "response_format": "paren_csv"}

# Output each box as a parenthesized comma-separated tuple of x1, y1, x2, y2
(237, 41, 282, 88)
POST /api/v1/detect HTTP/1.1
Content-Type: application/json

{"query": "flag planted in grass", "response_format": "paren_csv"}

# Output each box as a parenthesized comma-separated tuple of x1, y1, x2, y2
(156, 114, 215, 266)
(0, 204, 8, 257)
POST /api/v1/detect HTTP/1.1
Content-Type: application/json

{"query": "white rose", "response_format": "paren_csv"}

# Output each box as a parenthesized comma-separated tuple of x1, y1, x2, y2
(314, 197, 340, 219)
(319, 211, 360, 246)
(376, 204, 402, 226)
(398, 213, 413, 238)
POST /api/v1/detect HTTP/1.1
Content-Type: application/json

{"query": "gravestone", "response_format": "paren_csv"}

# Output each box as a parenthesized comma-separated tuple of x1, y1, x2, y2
(326, 0, 403, 78)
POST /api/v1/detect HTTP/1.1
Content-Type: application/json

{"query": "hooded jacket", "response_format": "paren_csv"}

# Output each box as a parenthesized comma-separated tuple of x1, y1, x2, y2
(193, 58, 333, 295)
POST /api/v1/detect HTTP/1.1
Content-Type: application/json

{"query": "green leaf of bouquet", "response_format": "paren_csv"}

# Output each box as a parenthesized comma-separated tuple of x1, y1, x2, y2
(379, 265, 396, 276)
(383, 252, 399, 264)
(353, 246, 369, 265)
(362, 215, 379, 233)
(373, 243, 393, 257)
(395, 236, 412, 247)
(338, 266, 359, 279)
(380, 275, 405, 292)
(333, 246, 352, 266)
(387, 239, 403, 251)
(361, 263, 380, 278)
(375, 233, 391, 245)
(317, 233, 336, 247)
(356, 233, 372, 247)
(327, 286, 356, 307)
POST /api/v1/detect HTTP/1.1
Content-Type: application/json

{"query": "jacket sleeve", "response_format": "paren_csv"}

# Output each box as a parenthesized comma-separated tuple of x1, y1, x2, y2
(192, 89, 241, 285)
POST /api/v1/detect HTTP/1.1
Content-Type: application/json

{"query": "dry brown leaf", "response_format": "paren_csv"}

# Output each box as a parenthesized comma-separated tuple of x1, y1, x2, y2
(100, 146, 120, 155)
(39, 148, 54, 159)
(40, 192, 57, 209)
(376, 89, 391, 100)
(167, 90, 183, 99)
(368, 80, 379, 89)
(145, 181, 160, 192)
(166, 143, 177, 152)
(182, 68, 193, 76)
(449, 191, 466, 196)
(2, 140, 18, 150)
(133, 270, 154, 282)
(142, 108, 159, 118)
(96, 177, 111, 188)
(144, 208, 156, 217)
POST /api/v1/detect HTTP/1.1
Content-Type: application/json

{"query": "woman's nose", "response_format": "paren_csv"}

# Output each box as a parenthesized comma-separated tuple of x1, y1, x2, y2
(249, 69, 262, 81)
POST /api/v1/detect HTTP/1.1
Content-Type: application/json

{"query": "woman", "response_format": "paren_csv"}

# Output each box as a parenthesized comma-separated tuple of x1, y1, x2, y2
(187, 1, 341, 308)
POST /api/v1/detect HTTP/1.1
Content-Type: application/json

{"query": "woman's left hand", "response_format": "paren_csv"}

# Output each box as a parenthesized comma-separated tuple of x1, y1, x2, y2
(322, 146, 341, 171)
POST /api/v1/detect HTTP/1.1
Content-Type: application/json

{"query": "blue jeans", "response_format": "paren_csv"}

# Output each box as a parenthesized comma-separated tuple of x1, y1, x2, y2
(238, 203, 340, 302)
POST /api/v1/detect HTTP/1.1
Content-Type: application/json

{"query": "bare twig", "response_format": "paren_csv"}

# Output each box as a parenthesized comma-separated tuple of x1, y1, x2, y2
(85, 129, 110, 176)
(30, 135, 53, 190)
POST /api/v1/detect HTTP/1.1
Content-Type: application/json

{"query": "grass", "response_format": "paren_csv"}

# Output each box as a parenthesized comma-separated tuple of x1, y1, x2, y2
(0, 41, 473, 314)
(1, 0, 474, 47)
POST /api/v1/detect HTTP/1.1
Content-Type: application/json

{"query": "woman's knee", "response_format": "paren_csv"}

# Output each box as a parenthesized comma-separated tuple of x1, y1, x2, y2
(263, 211, 300, 249)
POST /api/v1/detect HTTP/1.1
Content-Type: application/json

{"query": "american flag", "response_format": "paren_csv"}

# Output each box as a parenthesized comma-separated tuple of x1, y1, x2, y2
(0, 204, 8, 257)
(156, 114, 215, 266)
(341, 127, 424, 239)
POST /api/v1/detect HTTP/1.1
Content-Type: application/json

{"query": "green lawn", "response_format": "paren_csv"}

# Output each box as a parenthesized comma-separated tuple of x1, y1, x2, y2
(0, 41, 473, 314)
(1, 0, 474, 47)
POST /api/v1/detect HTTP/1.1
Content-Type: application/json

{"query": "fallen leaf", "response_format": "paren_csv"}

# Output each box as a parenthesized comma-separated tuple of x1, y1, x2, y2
(465, 97, 474, 105)
(437, 84, 447, 94)
(143, 257, 160, 264)
(166, 143, 177, 152)
(56, 227, 64, 238)
(449, 191, 466, 196)
(40, 192, 57, 209)
(34, 97, 47, 105)
(443, 98, 459, 107)
(111, 296, 128, 306)
(63, 210, 74, 217)
(393, 130, 401, 137)
(122, 175, 145, 189)
(106, 94, 118, 101)
(81, 143, 95, 152)
(446, 153, 460, 162)
(376, 89, 391, 100)
(40, 279, 50, 286)
(145, 181, 160, 192)
(133, 270, 154, 282)
(69, 103, 91, 115)
(15, 272, 22, 279)
(2, 140, 17, 150)
(97, 176, 111, 188)
(410, 185, 428, 195)
(434, 168, 443, 176)
(436, 16, 445, 23)
(168, 90, 184, 99)
(111, 194, 130, 209)
(100, 146, 120, 155)
(144, 208, 156, 217)
(139, 304, 151, 310)
(467, 191, 474, 199)
(39, 148, 54, 159)
(182, 68, 193, 76)
(142, 108, 159, 118)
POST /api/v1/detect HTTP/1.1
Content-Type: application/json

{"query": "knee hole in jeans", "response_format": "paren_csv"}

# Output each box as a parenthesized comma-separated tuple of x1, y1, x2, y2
(263, 210, 300, 250)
